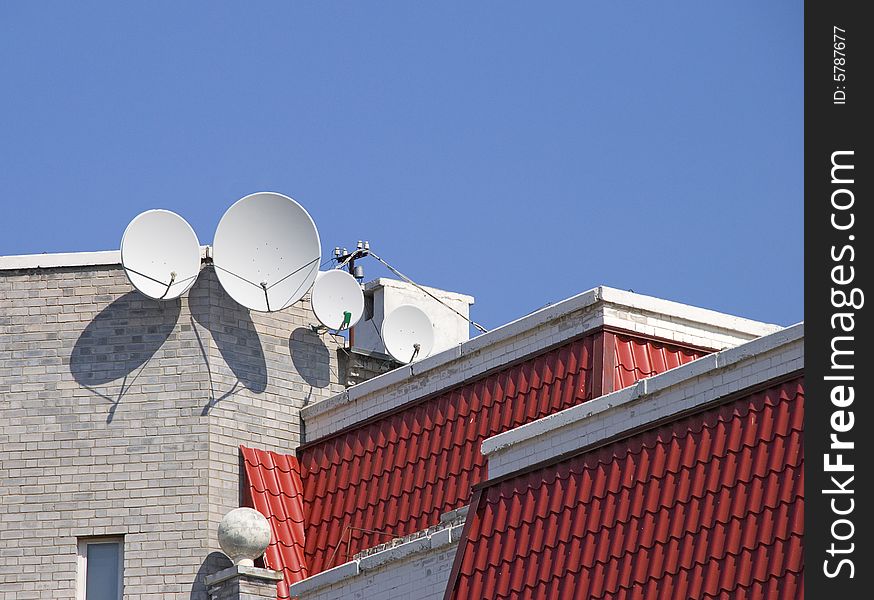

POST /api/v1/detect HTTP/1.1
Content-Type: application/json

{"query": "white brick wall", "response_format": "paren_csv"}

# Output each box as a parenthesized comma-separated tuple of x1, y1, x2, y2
(0, 264, 345, 599)
(302, 286, 782, 442)
(483, 323, 803, 479)
(288, 520, 465, 600)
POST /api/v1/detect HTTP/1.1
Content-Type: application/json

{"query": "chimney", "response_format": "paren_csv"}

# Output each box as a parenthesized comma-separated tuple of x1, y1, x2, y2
(352, 278, 475, 358)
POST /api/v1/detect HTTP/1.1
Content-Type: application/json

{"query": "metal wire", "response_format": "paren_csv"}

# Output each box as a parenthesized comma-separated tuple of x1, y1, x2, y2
(266, 256, 320, 290)
(367, 250, 488, 333)
(123, 265, 198, 288)
(211, 263, 263, 289)
(326, 524, 399, 568)
(334, 249, 364, 271)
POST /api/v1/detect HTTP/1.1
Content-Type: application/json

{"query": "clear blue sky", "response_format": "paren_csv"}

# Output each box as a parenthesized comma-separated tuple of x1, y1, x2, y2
(0, 2, 802, 330)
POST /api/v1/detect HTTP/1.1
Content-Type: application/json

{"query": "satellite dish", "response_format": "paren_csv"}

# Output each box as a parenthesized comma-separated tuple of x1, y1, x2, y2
(212, 192, 321, 312)
(382, 304, 435, 363)
(121, 209, 201, 300)
(311, 270, 364, 330)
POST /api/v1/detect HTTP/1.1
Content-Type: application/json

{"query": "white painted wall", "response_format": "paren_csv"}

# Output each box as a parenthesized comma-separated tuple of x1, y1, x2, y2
(287, 520, 465, 600)
(352, 278, 475, 358)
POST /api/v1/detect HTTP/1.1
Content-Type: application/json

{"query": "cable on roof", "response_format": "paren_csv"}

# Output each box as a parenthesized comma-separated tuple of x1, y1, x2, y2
(367, 250, 488, 334)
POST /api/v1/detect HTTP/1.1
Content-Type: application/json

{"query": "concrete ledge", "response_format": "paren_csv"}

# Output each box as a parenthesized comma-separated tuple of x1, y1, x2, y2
(300, 365, 413, 431)
(459, 288, 603, 358)
(482, 323, 804, 479)
(715, 323, 804, 370)
(0, 250, 122, 270)
(439, 505, 469, 523)
(639, 354, 719, 397)
(411, 344, 463, 376)
(598, 287, 780, 339)
(0, 246, 211, 271)
(204, 564, 283, 586)
(302, 286, 783, 441)
(288, 509, 467, 598)
(287, 561, 360, 597)
(359, 536, 432, 571)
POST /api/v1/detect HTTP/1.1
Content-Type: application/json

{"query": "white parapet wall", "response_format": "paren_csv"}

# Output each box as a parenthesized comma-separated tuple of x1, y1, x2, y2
(481, 323, 804, 479)
(0, 247, 211, 270)
(288, 508, 468, 600)
(352, 278, 475, 357)
(303, 285, 783, 442)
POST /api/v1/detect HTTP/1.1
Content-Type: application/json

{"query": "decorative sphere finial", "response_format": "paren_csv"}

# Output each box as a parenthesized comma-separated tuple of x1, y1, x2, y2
(217, 507, 271, 566)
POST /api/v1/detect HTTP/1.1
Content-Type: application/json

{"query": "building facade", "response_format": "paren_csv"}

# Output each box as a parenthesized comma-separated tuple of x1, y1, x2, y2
(239, 287, 799, 599)
(1, 250, 802, 600)
(0, 252, 346, 599)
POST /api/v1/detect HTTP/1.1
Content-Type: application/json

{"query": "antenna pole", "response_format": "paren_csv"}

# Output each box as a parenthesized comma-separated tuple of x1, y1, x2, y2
(335, 244, 368, 278)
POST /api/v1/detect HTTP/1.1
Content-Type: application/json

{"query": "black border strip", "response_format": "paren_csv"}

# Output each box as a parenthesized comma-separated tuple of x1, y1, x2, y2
(805, 1, 872, 594)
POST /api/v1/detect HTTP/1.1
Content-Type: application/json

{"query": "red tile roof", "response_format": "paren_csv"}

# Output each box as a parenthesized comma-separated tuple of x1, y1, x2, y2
(240, 446, 308, 599)
(613, 333, 708, 390)
(297, 334, 597, 574)
(296, 331, 706, 576)
(446, 377, 804, 600)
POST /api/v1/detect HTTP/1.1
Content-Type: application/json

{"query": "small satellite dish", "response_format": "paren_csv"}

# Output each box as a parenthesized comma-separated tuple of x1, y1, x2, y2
(121, 209, 201, 300)
(382, 304, 435, 363)
(212, 192, 321, 312)
(311, 270, 364, 331)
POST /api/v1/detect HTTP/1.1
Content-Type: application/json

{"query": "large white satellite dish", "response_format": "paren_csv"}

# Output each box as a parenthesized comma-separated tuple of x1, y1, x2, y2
(121, 209, 201, 300)
(382, 304, 435, 363)
(212, 192, 321, 312)
(311, 270, 364, 330)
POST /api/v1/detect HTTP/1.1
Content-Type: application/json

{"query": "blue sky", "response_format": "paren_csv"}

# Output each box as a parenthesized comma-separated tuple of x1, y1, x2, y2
(0, 2, 802, 330)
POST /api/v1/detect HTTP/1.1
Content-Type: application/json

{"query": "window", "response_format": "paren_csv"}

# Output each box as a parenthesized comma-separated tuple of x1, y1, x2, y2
(76, 537, 123, 600)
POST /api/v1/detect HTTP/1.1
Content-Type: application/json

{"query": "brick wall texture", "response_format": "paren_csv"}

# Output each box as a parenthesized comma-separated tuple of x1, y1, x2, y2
(303, 546, 458, 600)
(206, 570, 282, 600)
(342, 351, 398, 388)
(0, 265, 344, 599)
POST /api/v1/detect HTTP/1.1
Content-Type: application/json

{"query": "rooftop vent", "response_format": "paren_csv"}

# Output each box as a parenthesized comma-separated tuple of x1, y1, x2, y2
(351, 278, 475, 359)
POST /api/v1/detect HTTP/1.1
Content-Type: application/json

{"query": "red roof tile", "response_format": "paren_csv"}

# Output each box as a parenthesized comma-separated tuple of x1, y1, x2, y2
(613, 333, 707, 390)
(296, 335, 597, 574)
(240, 445, 308, 599)
(446, 377, 804, 600)
(297, 331, 707, 575)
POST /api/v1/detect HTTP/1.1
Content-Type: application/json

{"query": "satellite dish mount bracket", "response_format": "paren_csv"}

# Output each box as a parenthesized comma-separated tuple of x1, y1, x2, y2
(260, 282, 271, 312)
(156, 271, 177, 300)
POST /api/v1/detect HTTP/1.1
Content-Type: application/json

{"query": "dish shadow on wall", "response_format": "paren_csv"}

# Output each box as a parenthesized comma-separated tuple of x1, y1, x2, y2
(189, 268, 268, 415)
(289, 326, 332, 391)
(69, 292, 181, 423)
(189, 551, 233, 599)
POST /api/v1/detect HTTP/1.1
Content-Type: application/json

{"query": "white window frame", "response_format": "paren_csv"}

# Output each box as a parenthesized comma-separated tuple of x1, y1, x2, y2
(76, 536, 124, 600)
